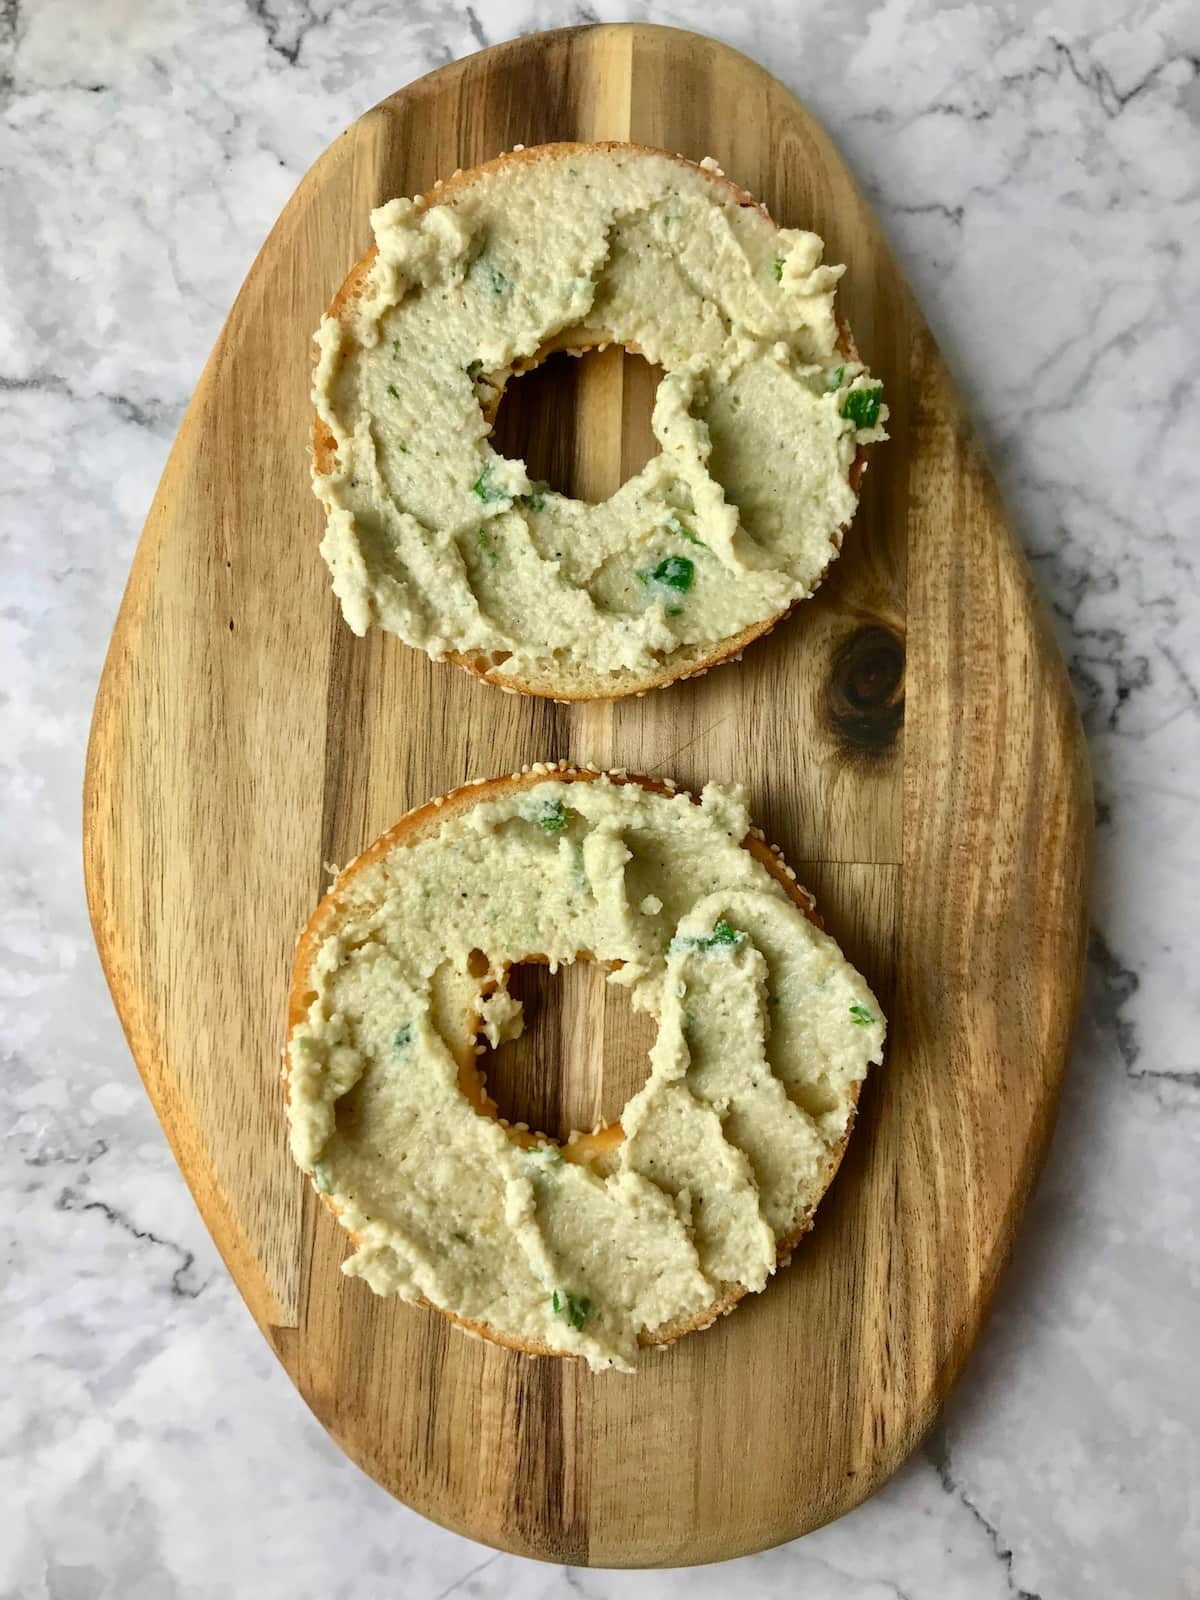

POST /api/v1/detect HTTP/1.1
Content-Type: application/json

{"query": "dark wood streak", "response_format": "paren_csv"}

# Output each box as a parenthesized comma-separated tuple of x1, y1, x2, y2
(465, 26, 590, 153)
(318, 603, 371, 882)
(415, 1311, 452, 1489)
(509, 1361, 589, 1563)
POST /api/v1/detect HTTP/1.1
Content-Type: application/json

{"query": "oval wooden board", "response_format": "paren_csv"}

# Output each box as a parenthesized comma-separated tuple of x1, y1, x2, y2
(83, 23, 1091, 1568)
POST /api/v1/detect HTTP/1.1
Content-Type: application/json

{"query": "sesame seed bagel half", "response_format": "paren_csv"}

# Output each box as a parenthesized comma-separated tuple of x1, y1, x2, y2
(284, 764, 884, 1371)
(311, 142, 885, 702)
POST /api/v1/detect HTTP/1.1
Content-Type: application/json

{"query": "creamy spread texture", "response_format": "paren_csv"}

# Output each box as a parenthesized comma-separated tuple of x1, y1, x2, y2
(311, 145, 888, 688)
(286, 777, 885, 1371)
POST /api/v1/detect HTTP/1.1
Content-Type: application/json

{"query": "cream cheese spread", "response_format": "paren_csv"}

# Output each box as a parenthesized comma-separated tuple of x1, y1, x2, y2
(286, 774, 885, 1371)
(311, 144, 887, 693)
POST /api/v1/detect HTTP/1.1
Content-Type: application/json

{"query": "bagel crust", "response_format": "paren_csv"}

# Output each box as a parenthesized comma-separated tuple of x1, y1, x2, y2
(284, 765, 885, 1372)
(311, 143, 887, 701)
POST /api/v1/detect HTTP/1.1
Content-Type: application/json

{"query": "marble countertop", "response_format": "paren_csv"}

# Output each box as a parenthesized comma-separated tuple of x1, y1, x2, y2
(4, 1, 1198, 1595)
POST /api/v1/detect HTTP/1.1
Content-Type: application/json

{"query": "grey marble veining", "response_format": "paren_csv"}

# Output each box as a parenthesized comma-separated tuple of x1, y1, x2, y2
(2, 2, 1198, 1596)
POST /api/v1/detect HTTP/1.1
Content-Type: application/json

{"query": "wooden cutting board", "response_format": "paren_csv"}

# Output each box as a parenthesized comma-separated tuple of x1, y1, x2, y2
(83, 23, 1092, 1567)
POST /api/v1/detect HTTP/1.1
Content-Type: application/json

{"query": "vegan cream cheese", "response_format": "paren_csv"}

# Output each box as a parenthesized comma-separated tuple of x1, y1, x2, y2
(285, 769, 885, 1372)
(311, 143, 888, 697)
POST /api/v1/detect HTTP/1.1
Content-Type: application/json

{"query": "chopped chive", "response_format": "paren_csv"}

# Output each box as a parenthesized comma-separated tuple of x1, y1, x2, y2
(638, 555, 694, 594)
(518, 483, 549, 512)
(824, 364, 846, 391)
(849, 1003, 875, 1026)
(668, 919, 746, 955)
(393, 1023, 413, 1049)
(535, 800, 566, 834)
(841, 385, 883, 430)
(772, 257, 784, 282)
(471, 465, 511, 504)
(552, 1290, 592, 1331)
(386, 382, 399, 399)
(528, 1141, 563, 1164)
(568, 1293, 592, 1331)
(477, 528, 498, 564)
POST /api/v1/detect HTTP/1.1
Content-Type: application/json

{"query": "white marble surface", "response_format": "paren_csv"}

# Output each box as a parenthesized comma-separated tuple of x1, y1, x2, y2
(2, 0, 1198, 1594)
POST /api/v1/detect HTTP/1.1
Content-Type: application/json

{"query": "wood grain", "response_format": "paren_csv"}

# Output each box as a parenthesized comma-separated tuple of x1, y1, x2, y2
(83, 24, 1092, 1567)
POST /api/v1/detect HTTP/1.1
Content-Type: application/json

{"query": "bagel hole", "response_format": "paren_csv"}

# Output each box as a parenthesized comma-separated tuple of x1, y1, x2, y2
(479, 959, 655, 1144)
(489, 346, 664, 503)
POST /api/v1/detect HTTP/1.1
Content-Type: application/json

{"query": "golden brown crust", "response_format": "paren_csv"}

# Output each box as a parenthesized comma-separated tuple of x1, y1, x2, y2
(311, 141, 870, 702)
(285, 764, 863, 1362)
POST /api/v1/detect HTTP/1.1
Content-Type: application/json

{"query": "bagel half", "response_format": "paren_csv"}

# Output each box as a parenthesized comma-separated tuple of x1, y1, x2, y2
(311, 143, 880, 701)
(285, 763, 881, 1365)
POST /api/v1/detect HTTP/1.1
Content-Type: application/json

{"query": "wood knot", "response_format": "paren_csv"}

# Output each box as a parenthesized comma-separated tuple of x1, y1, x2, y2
(825, 624, 905, 755)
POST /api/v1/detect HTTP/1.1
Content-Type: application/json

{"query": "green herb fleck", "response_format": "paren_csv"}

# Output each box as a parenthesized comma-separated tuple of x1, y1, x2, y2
(664, 512, 702, 547)
(553, 1289, 593, 1331)
(393, 1023, 413, 1049)
(528, 1142, 563, 1165)
(392, 339, 401, 356)
(639, 555, 694, 594)
(518, 795, 569, 834)
(470, 254, 512, 296)
(311, 1162, 333, 1195)
(568, 1294, 592, 1330)
(841, 384, 883, 430)
(477, 528, 498, 564)
(535, 800, 566, 834)
(849, 1002, 875, 1026)
(824, 364, 846, 391)
(772, 256, 784, 282)
(450, 1230, 470, 1245)
(466, 358, 484, 381)
(386, 382, 399, 399)
(471, 465, 511, 505)
(518, 482, 549, 512)
(669, 918, 746, 955)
